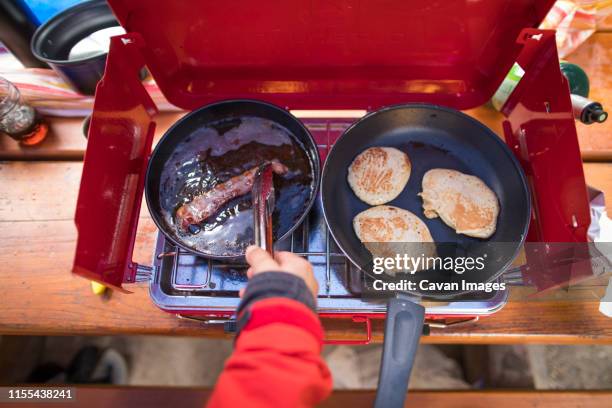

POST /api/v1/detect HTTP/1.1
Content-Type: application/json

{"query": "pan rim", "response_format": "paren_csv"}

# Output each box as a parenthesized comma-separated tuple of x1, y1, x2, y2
(145, 98, 321, 260)
(320, 102, 531, 299)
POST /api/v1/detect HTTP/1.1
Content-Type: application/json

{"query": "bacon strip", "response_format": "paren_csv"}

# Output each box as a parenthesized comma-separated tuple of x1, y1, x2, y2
(176, 160, 288, 231)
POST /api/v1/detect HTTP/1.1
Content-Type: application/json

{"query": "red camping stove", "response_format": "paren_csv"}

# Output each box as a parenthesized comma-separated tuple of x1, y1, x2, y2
(73, 0, 592, 342)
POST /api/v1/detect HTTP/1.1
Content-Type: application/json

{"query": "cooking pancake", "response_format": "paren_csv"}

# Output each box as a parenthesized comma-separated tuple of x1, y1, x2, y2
(353, 205, 435, 274)
(347, 147, 411, 205)
(419, 169, 499, 239)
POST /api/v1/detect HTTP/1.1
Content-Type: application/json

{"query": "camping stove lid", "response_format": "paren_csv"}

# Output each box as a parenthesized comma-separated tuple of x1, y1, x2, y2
(107, 0, 554, 110)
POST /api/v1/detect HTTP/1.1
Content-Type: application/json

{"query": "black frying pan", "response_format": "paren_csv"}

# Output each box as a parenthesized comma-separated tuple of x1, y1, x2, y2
(321, 104, 530, 407)
(145, 100, 320, 260)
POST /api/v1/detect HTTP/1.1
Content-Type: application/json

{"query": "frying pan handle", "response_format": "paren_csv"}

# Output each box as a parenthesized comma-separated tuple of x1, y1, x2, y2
(374, 296, 425, 408)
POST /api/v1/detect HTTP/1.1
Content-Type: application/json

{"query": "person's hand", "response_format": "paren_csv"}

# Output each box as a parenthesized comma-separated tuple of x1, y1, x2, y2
(244, 246, 318, 299)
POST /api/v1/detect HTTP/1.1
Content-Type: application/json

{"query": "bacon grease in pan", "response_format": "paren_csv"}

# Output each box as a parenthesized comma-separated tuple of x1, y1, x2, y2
(159, 117, 314, 256)
(175, 160, 289, 230)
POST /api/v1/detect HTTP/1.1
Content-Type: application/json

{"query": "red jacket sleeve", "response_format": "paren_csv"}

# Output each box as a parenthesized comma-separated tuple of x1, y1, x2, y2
(207, 298, 332, 408)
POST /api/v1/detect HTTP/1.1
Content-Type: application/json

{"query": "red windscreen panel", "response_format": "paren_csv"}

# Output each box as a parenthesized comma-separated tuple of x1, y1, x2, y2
(72, 34, 157, 289)
(109, 0, 554, 110)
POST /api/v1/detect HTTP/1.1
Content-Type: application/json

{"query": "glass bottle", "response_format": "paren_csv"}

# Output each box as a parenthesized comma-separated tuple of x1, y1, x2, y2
(0, 76, 48, 145)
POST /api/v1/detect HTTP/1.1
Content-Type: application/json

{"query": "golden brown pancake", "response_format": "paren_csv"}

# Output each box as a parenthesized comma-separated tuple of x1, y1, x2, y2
(347, 147, 411, 205)
(353, 205, 435, 274)
(419, 169, 499, 239)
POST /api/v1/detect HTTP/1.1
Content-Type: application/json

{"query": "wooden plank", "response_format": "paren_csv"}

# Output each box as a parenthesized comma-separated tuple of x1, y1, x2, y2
(7, 387, 612, 408)
(0, 162, 82, 221)
(0, 113, 185, 161)
(0, 161, 611, 342)
(584, 162, 612, 213)
(0, 162, 149, 222)
(8, 162, 610, 223)
(0, 117, 85, 160)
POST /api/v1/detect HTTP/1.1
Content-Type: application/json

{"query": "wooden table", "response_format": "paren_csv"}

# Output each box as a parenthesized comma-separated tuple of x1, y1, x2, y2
(1, 158, 610, 344)
(1, 34, 612, 345)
